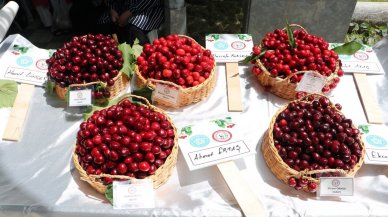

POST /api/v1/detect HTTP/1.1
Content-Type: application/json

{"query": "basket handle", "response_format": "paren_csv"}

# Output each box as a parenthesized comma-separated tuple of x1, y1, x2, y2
(67, 81, 102, 89)
(147, 78, 182, 90)
(282, 24, 308, 33)
(117, 93, 153, 108)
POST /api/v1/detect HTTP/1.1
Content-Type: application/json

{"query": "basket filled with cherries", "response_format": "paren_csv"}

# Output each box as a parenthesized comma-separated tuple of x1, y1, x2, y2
(262, 94, 365, 193)
(73, 94, 178, 193)
(135, 34, 216, 107)
(245, 24, 344, 100)
(46, 34, 129, 102)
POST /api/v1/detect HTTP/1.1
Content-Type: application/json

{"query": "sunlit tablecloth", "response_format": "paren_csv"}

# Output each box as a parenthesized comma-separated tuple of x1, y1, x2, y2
(0, 36, 387, 217)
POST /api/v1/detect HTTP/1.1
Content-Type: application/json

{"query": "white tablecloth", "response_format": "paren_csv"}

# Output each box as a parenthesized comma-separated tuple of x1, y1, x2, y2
(0, 37, 387, 217)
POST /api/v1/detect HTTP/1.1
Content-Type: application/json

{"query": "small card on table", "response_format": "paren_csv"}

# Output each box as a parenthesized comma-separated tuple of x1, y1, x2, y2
(358, 124, 388, 165)
(318, 177, 354, 197)
(178, 116, 254, 170)
(113, 179, 155, 209)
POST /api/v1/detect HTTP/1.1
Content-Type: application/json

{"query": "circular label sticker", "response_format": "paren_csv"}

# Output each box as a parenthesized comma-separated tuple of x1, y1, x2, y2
(366, 135, 387, 147)
(36, 59, 48, 70)
(212, 130, 232, 142)
(231, 41, 246, 50)
(353, 51, 369, 61)
(190, 135, 210, 148)
(332, 179, 340, 187)
(16, 56, 33, 67)
(214, 41, 228, 50)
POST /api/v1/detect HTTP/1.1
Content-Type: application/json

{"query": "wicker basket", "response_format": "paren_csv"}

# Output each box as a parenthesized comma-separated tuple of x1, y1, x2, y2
(54, 71, 129, 100)
(261, 94, 365, 193)
(254, 24, 341, 100)
(135, 35, 217, 107)
(73, 94, 179, 194)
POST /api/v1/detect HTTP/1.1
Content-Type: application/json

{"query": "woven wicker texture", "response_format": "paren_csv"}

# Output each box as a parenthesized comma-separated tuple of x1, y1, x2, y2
(54, 71, 129, 100)
(135, 35, 217, 107)
(255, 24, 341, 100)
(261, 94, 365, 193)
(73, 94, 179, 194)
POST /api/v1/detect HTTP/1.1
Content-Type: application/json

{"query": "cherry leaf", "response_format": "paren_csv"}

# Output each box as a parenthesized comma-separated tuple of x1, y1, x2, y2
(105, 184, 113, 204)
(131, 86, 154, 104)
(118, 43, 133, 78)
(0, 80, 18, 108)
(286, 20, 296, 48)
(332, 41, 363, 55)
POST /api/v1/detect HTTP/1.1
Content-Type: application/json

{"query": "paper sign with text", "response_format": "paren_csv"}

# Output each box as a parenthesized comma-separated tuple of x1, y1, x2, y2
(296, 71, 326, 93)
(0, 34, 51, 86)
(205, 34, 253, 62)
(330, 43, 385, 75)
(68, 89, 92, 107)
(358, 124, 388, 165)
(152, 82, 179, 106)
(113, 179, 155, 209)
(318, 177, 354, 197)
(178, 116, 254, 170)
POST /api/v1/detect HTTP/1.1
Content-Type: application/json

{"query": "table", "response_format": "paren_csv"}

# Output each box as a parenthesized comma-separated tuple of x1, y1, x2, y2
(0, 37, 387, 217)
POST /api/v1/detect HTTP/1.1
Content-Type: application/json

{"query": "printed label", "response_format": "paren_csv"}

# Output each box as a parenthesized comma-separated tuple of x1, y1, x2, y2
(296, 71, 326, 93)
(113, 179, 155, 209)
(68, 89, 92, 107)
(318, 177, 354, 196)
(153, 82, 179, 106)
(178, 116, 255, 170)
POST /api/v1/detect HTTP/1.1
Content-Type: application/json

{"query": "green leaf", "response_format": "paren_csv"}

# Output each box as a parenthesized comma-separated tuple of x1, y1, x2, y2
(105, 184, 113, 204)
(214, 120, 226, 128)
(131, 39, 143, 58)
(285, 20, 296, 48)
(0, 80, 18, 108)
(182, 126, 193, 136)
(118, 43, 133, 78)
(131, 86, 154, 104)
(332, 41, 363, 55)
(239, 48, 267, 64)
(45, 79, 55, 95)
(358, 125, 370, 134)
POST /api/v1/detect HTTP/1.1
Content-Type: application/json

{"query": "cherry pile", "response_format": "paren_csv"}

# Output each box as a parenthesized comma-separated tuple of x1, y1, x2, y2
(47, 34, 123, 98)
(273, 96, 362, 174)
(288, 177, 317, 192)
(251, 28, 344, 92)
(75, 99, 175, 184)
(137, 34, 215, 88)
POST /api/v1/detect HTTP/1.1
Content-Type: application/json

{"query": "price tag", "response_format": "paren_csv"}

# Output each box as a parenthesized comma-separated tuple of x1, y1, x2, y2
(113, 179, 155, 209)
(152, 82, 179, 106)
(68, 89, 92, 107)
(318, 177, 354, 197)
(296, 71, 326, 93)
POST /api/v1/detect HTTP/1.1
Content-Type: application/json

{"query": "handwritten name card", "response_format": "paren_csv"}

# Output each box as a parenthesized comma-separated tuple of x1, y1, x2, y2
(358, 124, 388, 165)
(178, 116, 254, 170)
(0, 34, 50, 86)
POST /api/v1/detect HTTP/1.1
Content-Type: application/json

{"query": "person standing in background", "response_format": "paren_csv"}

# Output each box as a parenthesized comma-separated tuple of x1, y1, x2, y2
(118, 0, 164, 46)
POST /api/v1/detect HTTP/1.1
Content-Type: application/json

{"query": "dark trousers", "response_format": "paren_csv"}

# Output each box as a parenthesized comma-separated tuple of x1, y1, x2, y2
(117, 24, 150, 46)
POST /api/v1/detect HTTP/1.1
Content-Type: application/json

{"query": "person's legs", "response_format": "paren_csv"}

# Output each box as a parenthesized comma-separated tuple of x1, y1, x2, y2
(118, 24, 150, 46)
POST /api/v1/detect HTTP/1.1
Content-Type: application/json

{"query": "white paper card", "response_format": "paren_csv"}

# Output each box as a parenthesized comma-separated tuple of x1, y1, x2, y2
(358, 124, 388, 165)
(68, 89, 92, 107)
(178, 116, 254, 170)
(330, 43, 385, 75)
(295, 71, 326, 93)
(113, 179, 155, 209)
(318, 177, 354, 197)
(153, 82, 179, 106)
(205, 34, 253, 62)
(0, 34, 51, 86)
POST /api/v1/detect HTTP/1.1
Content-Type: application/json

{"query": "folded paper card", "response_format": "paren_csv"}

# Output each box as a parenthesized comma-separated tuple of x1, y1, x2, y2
(178, 116, 255, 170)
